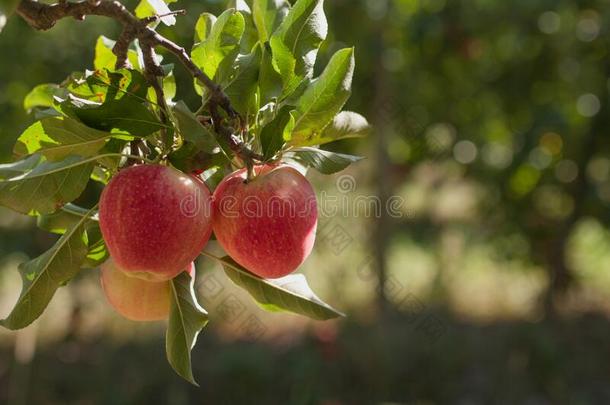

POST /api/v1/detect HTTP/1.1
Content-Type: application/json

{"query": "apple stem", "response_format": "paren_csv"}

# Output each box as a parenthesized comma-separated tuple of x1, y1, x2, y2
(245, 160, 255, 183)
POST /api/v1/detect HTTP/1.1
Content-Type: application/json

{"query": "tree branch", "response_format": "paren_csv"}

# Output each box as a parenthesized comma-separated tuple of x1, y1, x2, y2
(16, 0, 261, 163)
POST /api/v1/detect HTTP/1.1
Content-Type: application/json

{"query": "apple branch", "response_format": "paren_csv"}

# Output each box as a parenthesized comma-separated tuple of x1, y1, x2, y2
(15, 0, 262, 163)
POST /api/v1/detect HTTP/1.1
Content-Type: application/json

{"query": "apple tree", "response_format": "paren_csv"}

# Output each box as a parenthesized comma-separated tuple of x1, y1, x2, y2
(0, 0, 368, 384)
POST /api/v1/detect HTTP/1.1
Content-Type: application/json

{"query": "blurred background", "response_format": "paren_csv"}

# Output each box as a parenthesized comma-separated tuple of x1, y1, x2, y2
(2, 0, 610, 403)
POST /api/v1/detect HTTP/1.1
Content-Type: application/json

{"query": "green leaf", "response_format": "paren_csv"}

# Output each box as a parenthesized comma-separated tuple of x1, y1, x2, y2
(286, 146, 363, 174)
(0, 209, 93, 330)
(82, 223, 108, 268)
(191, 9, 245, 86)
(37, 203, 97, 234)
(259, 43, 283, 104)
(0, 154, 41, 178)
(260, 106, 295, 160)
(218, 256, 343, 320)
(36, 205, 105, 267)
(23, 84, 65, 111)
(253, 0, 290, 43)
(62, 69, 163, 136)
(168, 142, 227, 174)
(269, 0, 327, 97)
(230, 0, 259, 53)
(0, 155, 95, 214)
(14, 117, 118, 161)
(293, 111, 369, 147)
(94, 36, 140, 71)
(172, 101, 219, 153)
(135, 0, 176, 26)
(0, 0, 19, 33)
(166, 271, 208, 385)
(289, 47, 355, 145)
(194, 13, 216, 43)
(223, 45, 262, 116)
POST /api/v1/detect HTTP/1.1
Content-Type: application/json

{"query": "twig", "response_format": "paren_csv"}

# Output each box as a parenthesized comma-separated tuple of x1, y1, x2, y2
(16, 0, 262, 163)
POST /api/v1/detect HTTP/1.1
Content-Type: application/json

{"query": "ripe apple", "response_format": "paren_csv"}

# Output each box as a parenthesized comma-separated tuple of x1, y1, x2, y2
(212, 165, 318, 278)
(99, 164, 212, 281)
(100, 259, 195, 321)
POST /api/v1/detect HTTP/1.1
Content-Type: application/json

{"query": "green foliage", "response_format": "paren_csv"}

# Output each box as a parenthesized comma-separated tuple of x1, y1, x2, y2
(166, 271, 209, 385)
(289, 47, 355, 144)
(14, 117, 115, 161)
(269, 0, 327, 97)
(192, 9, 245, 88)
(0, 0, 367, 384)
(0, 155, 95, 214)
(287, 147, 363, 174)
(220, 255, 343, 320)
(0, 208, 94, 330)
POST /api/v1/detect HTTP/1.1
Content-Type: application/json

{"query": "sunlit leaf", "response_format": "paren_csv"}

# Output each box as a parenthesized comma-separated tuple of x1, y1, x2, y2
(23, 84, 65, 112)
(94, 36, 140, 71)
(286, 146, 363, 174)
(230, 0, 259, 53)
(269, 0, 327, 97)
(191, 9, 245, 88)
(252, 0, 290, 43)
(290, 47, 355, 145)
(62, 69, 163, 136)
(135, 0, 176, 26)
(14, 117, 119, 161)
(291, 111, 369, 147)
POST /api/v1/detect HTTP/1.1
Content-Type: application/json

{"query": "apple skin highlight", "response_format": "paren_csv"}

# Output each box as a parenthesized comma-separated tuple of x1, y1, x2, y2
(212, 165, 318, 279)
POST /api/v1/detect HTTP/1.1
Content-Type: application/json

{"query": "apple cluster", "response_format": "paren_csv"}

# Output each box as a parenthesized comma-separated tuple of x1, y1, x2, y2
(98, 164, 318, 321)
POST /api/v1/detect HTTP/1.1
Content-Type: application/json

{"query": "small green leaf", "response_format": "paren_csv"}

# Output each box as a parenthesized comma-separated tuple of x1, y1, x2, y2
(194, 13, 216, 43)
(94, 36, 140, 71)
(172, 101, 219, 153)
(37, 203, 97, 234)
(218, 255, 343, 320)
(292, 111, 369, 147)
(166, 271, 208, 385)
(259, 43, 283, 104)
(223, 45, 262, 116)
(230, 0, 260, 53)
(62, 69, 163, 136)
(135, 0, 176, 26)
(0, 209, 93, 330)
(286, 146, 363, 174)
(23, 84, 65, 112)
(14, 117, 118, 161)
(0, 154, 95, 214)
(260, 106, 295, 160)
(82, 223, 108, 268)
(191, 9, 245, 87)
(290, 47, 355, 145)
(253, 0, 290, 43)
(269, 0, 327, 97)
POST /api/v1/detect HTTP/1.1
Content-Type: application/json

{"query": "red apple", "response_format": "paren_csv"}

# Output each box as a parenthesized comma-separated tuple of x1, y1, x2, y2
(212, 165, 318, 278)
(100, 259, 195, 321)
(99, 164, 212, 281)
